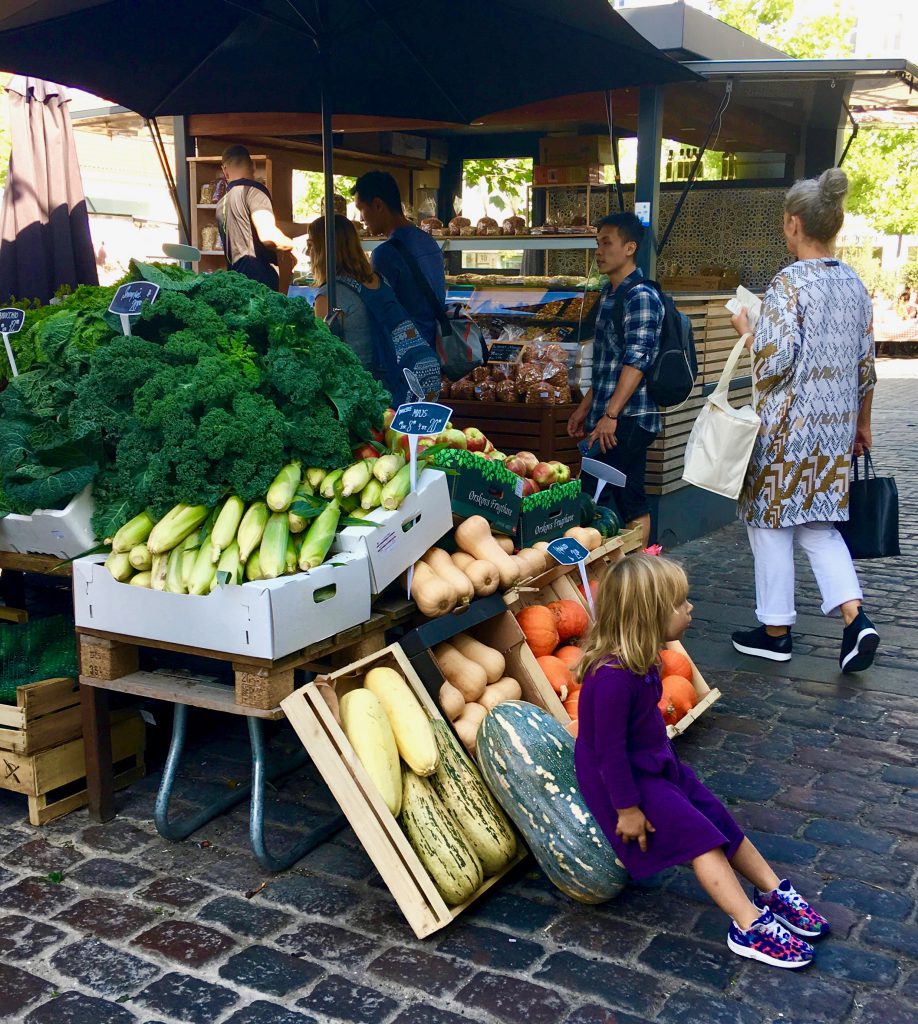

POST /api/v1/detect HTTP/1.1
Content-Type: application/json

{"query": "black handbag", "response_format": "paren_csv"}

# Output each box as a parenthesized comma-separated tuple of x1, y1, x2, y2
(837, 450, 900, 559)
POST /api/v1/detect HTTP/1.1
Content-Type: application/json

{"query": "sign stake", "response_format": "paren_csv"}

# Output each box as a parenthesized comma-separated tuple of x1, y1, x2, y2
(0, 308, 25, 377)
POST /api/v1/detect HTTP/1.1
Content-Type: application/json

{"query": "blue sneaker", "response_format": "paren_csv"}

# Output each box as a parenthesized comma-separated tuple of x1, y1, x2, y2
(753, 879, 830, 939)
(727, 909, 814, 969)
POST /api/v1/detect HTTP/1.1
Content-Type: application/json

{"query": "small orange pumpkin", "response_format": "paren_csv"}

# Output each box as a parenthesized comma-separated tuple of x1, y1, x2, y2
(516, 605, 559, 657)
(658, 694, 680, 727)
(547, 599, 590, 641)
(554, 645, 584, 670)
(659, 648, 694, 682)
(577, 579, 600, 605)
(563, 688, 580, 719)
(659, 674, 696, 725)
(537, 655, 575, 698)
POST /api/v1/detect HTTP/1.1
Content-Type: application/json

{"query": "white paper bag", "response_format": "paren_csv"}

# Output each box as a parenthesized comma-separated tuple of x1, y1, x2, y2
(682, 336, 760, 500)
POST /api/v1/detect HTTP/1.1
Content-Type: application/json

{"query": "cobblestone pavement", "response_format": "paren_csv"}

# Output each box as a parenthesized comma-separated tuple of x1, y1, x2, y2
(1, 362, 915, 1024)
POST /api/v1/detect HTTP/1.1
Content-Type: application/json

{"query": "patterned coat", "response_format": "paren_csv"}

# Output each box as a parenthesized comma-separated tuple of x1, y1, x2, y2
(739, 259, 876, 528)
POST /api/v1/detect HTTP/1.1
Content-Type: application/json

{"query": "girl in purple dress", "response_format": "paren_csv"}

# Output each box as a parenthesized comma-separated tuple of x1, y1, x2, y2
(574, 555, 828, 969)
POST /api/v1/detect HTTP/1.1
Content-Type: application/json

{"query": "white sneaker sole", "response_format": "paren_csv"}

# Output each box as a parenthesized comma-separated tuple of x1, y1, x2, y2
(840, 627, 879, 672)
(732, 640, 792, 662)
(727, 935, 813, 968)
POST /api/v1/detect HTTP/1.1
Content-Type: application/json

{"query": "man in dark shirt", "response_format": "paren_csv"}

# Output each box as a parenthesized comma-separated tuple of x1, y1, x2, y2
(352, 171, 445, 348)
(216, 144, 297, 291)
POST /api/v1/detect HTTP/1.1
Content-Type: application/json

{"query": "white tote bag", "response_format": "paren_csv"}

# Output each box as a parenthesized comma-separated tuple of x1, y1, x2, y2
(682, 335, 761, 500)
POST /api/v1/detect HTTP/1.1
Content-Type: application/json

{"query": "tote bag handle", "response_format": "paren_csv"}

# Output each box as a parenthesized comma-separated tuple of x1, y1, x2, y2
(711, 334, 756, 407)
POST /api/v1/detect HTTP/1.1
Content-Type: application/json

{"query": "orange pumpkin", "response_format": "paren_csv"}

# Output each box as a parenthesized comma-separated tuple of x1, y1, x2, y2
(659, 648, 694, 682)
(565, 718, 579, 739)
(554, 645, 584, 670)
(563, 688, 580, 719)
(658, 694, 680, 727)
(660, 674, 696, 724)
(577, 579, 600, 605)
(516, 605, 559, 657)
(537, 655, 574, 698)
(547, 599, 590, 641)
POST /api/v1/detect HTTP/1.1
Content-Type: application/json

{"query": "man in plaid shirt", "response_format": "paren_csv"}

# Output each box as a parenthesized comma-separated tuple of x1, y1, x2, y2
(568, 213, 663, 547)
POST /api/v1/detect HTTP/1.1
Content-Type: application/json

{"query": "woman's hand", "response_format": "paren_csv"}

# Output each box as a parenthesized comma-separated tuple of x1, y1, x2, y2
(731, 307, 751, 337)
(615, 806, 655, 853)
(854, 425, 872, 457)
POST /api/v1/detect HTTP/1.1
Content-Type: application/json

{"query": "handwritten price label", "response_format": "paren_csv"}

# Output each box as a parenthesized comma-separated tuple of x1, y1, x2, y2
(391, 401, 452, 437)
(547, 537, 595, 618)
(0, 308, 25, 334)
(109, 281, 160, 316)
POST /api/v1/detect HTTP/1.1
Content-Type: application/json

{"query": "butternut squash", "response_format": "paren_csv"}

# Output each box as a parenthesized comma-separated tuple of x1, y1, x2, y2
(451, 553, 500, 597)
(406, 561, 458, 617)
(533, 541, 550, 552)
(513, 548, 547, 580)
(434, 642, 487, 700)
(438, 680, 466, 722)
(478, 676, 523, 711)
(564, 526, 603, 551)
(453, 701, 488, 757)
(451, 634, 505, 684)
(422, 547, 474, 603)
(495, 535, 514, 554)
(454, 516, 520, 589)
(363, 666, 439, 776)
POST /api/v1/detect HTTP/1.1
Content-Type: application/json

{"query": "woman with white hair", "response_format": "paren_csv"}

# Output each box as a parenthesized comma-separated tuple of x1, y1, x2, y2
(730, 168, 879, 673)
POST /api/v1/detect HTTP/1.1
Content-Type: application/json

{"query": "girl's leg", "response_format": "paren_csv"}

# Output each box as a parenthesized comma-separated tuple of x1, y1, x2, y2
(795, 523, 863, 622)
(746, 524, 796, 634)
(692, 848, 761, 930)
(729, 837, 781, 892)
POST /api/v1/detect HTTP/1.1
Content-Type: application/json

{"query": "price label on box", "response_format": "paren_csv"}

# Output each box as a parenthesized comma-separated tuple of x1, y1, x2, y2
(547, 537, 594, 617)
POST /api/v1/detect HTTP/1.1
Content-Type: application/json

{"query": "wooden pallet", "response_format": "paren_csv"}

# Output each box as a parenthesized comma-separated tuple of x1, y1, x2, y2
(1, 711, 144, 825)
(446, 399, 583, 469)
(0, 677, 82, 756)
(77, 597, 417, 712)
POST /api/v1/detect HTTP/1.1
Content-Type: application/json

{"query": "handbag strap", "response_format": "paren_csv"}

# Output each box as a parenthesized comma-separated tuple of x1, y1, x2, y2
(388, 236, 451, 333)
(712, 334, 755, 405)
(852, 448, 874, 482)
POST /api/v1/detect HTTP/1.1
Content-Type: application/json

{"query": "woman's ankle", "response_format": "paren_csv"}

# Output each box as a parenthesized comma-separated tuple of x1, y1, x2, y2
(764, 625, 789, 637)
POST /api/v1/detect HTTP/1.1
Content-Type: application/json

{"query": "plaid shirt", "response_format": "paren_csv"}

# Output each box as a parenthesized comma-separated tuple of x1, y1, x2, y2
(588, 269, 664, 436)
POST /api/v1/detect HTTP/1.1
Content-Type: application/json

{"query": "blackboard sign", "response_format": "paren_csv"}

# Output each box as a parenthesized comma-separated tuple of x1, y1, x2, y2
(0, 308, 25, 334)
(487, 340, 526, 364)
(392, 401, 452, 437)
(109, 281, 160, 316)
(547, 537, 590, 566)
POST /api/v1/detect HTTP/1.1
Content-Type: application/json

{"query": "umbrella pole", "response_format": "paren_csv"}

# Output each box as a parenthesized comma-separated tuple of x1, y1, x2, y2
(319, 31, 337, 314)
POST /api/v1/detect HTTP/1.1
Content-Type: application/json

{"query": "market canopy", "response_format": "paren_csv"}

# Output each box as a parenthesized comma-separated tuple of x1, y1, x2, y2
(0, 0, 696, 120)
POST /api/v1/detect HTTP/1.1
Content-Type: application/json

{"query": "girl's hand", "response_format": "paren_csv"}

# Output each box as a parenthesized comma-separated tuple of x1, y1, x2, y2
(616, 806, 655, 853)
(730, 307, 751, 337)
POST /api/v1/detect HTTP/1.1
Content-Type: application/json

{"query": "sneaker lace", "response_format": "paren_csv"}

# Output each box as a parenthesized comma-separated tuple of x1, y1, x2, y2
(756, 914, 794, 945)
(782, 887, 809, 913)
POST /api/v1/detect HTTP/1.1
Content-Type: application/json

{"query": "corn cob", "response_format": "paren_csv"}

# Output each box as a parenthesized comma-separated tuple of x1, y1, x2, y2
(111, 511, 155, 553)
(341, 459, 373, 497)
(298, 500, 341, 570)
(211, 496, 245, 553)
(188, 540, 218, 595)
(129, 571, 152, 588)
(305, 467, 327, 490)
(341, 493, 360, 515)
(245, 549, 264, 582)
(319, 468, 344, 500)
(267, 462, 302, 512)
(237, 501, 270, 562)
(360, 478, 383, 510)
(210, 540, 242, 590)
(348, 507, 373, 521)
(181, 547, 199, 590)
(147, 504, 210, 555)
(259, 512, 290, 579)
(285, 536, 298, 574)
(287, 487, 313, 533)
(129, 543, 152, 571)
(380, 463, 412, 510)
(104, 550, 134, 583)
(151, 553, 168, 591)
(373, 451, 405, 484)
(165, 544, 187, 594)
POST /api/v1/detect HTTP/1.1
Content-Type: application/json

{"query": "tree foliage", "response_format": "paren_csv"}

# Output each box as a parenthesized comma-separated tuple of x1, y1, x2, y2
(709, 0, 856, 58)
(462, 158, 531, 217)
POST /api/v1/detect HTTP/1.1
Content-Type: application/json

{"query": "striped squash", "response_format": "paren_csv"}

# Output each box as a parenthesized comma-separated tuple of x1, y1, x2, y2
(399, 767, 484, 906)
(476, 700, 627, 904)
(429, 721, 518, 876)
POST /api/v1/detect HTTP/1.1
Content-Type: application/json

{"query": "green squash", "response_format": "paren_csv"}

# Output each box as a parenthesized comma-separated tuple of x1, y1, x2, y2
(476, 700, 627, 904)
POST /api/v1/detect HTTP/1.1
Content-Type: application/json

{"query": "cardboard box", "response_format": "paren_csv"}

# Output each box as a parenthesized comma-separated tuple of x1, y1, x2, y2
(332, 468, 452, 593)
(72, 550, 372, 661)
(435, 455, 523, 536)
(539, 135, 612, 167)
(0, 485, 96, 559)
(533, 165, 605, 186)
(280, 644, 527, 939)
(514, 488, 581, 548)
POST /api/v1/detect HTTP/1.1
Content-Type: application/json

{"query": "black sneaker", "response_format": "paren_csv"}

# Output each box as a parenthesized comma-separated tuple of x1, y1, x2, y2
(840, 609, 879, 673)
(732, 625, 792, 662)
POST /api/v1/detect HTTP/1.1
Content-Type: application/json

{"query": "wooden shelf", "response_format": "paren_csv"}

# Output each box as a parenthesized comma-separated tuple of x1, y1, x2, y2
(197, 203, 218, 209)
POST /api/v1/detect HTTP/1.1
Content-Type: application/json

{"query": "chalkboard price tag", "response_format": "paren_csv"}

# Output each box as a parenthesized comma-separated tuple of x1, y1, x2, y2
(0, 307, 25, 377)
(547, 537, 595, 618)
(109, 281, 160, 334)
(391, 401, 452, 438)
(487, 340, 526, 364)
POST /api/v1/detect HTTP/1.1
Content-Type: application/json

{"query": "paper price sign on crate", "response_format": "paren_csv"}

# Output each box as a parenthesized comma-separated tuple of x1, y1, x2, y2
(109, 281, 160, 336)
(547, 537, 595, 617)
(0, 307, 24, 377)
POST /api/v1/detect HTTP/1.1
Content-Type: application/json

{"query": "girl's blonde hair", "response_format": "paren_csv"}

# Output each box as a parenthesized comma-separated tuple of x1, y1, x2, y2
(576, 554, 689, 682)
(308, 215, 375, 286)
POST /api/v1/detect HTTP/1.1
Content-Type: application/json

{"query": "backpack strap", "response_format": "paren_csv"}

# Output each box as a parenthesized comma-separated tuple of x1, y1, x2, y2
(387, 236, 451, 334)
(610, 278, 662, 344)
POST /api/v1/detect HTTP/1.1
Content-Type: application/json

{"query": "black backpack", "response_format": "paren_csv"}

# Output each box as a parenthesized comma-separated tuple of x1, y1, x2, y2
(612, 279, 698, 409)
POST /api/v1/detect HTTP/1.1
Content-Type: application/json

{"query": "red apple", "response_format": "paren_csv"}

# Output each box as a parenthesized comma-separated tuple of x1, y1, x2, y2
(463, 427, 488, 452)
(382, 408, 396, 429)
(504, 456, 528, 477)
(483, 438, 495, 454)
(490, 450, 507, 461)
(472, 450, 493, 459)
(417, 437, 437, 455)
(521, 478, 541, 497)
(516, 451, 539, 474)
(548, 460, 570, 484)
(352, 443, 380, 460)
(532, 462, 557, 487)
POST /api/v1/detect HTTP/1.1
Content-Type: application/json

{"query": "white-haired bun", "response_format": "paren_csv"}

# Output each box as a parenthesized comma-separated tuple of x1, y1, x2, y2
(818, 167, 848, 202)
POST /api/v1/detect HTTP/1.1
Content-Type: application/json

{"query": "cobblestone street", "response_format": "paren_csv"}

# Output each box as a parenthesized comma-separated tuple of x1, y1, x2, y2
(0, 362, 915, 1024)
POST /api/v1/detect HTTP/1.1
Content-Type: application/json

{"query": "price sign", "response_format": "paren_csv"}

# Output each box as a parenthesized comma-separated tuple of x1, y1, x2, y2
(109, 281, 160, 335)
(580, 456, 626, 504)
(486, 340, 526, 364)
(547, 537, 595, 618)
(0, 307, 25, 377)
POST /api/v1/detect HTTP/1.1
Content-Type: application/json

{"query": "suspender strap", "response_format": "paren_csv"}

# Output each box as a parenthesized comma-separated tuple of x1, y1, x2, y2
(387, 236, 450, 333)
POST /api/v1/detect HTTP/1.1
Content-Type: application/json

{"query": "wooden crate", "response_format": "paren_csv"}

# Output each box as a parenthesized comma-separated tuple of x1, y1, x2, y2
(281, 644, 527, 939)
(665, 640, 721, 739)
(618, 526, 644, 553)
(1, 711, 145, 825)
(0, 677, 82, 756)
(447, 400, 582, 470)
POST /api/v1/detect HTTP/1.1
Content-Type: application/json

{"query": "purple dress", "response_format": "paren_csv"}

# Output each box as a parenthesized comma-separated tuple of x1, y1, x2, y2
(574, 661, 744, 879)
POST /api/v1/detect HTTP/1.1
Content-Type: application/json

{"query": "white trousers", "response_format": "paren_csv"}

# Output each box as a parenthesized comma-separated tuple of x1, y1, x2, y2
(746, 523, 863, 626)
